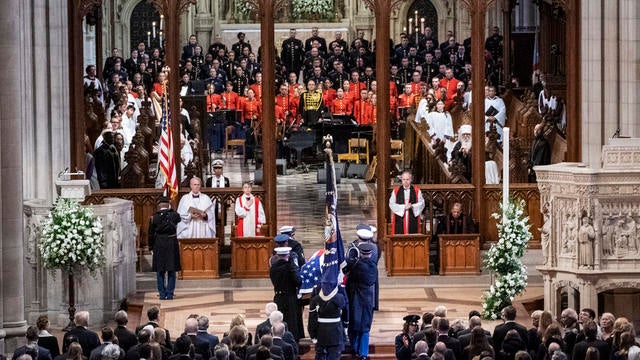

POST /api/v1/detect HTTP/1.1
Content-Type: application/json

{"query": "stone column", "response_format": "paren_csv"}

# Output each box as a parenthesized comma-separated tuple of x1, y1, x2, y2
(619, 0, 639, 137)
(0, 0, 28, 353)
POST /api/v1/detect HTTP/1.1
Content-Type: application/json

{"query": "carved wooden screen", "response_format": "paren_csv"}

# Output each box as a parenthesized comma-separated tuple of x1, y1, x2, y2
(130, 1, 161, 52)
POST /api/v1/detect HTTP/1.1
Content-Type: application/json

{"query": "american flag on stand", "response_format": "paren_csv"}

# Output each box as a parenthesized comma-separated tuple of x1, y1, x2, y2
(298, 136, 346, 297)
(159, 98, 178, 199)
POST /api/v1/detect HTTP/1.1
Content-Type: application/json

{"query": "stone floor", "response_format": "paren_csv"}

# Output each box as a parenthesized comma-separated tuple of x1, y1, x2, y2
(132, 155, 544, 346)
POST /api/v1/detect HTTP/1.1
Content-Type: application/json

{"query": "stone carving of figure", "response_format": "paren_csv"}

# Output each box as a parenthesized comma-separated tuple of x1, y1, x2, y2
(578, 216, 595, 269)
(540, 205, 551, 265)
(601, 217, 615, 256)
(562, 213, 571, 253)
(197, 0, 210, 14)
(614, 218, 631, 256)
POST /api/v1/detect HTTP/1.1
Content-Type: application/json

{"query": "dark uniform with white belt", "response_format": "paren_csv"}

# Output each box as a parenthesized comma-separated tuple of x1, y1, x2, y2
(149, 196, 182, 300)
(269, 246, 304, 341)
(308, 271, 348, 360)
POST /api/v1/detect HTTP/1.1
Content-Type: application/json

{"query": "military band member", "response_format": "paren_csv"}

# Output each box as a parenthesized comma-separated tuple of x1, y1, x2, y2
(299, 80, 325, 128)
(281, 29, 305, 76)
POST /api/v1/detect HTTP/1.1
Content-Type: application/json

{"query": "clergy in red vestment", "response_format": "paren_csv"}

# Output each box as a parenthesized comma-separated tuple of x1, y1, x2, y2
(388, 171, 425, 234)
(235, 181, 266, 237)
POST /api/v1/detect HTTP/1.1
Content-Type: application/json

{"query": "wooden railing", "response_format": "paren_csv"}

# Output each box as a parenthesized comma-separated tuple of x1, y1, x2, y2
(84, 187, 265, 252)
(384, 183, 541, 250)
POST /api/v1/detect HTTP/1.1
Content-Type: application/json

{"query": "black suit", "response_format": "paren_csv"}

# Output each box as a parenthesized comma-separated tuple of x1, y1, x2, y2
(67, 326, 101, 358)
(114, 325, 138, 353)
(458, 329, 493, 349)
(492, 322, 529, 355)
(12, 345, 53, 360)
(254, 319, 271, 344)
(38, 336, 61, 358)
(188, 334, 211, 360)
(571, 338, 610, 360)
(438, 334, 463, 360)
(272, 338, 294, 360)
(246, 343, 283, 360)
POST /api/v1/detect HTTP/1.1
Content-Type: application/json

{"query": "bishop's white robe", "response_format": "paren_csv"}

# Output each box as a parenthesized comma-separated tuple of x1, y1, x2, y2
(177, 192, 216, 238)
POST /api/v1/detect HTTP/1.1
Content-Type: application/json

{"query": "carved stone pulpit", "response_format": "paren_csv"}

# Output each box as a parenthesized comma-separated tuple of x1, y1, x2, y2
(535, 138, 640, 318)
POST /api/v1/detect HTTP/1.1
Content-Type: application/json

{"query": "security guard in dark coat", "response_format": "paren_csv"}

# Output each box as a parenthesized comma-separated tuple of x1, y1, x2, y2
(395, 315, 421, 360)
(149, 196, 182, 300)
(308, 271, 347, 360)
(269, 246, 304, 341)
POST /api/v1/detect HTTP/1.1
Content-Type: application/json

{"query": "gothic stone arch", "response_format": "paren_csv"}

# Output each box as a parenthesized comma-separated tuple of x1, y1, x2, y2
(397, 0, 446, 42)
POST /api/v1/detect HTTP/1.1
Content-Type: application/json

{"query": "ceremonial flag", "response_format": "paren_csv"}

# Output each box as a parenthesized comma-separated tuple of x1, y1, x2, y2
(298, 137, 346, 296)
(159, 98, 178, 199)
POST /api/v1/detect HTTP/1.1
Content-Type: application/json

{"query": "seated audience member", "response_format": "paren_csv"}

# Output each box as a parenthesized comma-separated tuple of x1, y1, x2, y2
(12, 326, 53, 360)
(37, 315, 61, 358)
(89, 328, 125, 360)
(67, 311, 101, 358)
(438, 202, 475, 234)
(114, 310, 138, 353)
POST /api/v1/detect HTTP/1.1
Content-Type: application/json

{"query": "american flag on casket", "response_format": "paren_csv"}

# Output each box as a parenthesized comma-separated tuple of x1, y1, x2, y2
(298, 135, 346, 299)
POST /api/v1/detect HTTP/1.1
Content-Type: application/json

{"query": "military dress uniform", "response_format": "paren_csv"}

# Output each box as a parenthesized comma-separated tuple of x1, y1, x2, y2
(346, 243, 377, 359)
(269, 247, 304, 341)
(281, 37, 304, 75)
(308, 281, 347, 360)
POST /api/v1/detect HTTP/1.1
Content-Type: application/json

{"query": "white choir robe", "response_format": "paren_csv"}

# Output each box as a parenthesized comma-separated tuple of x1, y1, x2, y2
(414, 99, 430, 123)
(484, 96, 506, 140)
(177, 192, 216, 239)
(426, 111, 454, 142)
(235, 195, 266, 237)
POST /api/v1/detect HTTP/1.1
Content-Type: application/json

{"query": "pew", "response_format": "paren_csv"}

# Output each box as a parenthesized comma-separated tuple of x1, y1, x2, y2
(438, 234, 481, 275)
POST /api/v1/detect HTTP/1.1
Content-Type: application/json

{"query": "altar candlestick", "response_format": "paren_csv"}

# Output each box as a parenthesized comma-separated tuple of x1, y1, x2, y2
(160, 15, 164, 30)
(147, 31, 151, 48)
(502, 127, 510, 217)
(414, 10, 418, 25)
(408, 18, 413, 34)
(421, 18, 425, 33)
(159, 31, 163, 48)
(152, 22, 156, 38)
(415, 28, 419, 44)
(403, 26, 407, 33)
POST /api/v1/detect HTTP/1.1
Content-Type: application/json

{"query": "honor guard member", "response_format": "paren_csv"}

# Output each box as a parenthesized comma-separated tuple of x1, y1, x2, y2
(149, 196, 182, 300)
(279, 226, 306, 267)
(395, 315, 422, 360)
(271, 234, 299, 267)
(346, 242, 377, 360)
(269, 246, 304, 342)
(308, 270, 348, 360)
(281, 29, 305, 76)
(345, 225, 379, 310)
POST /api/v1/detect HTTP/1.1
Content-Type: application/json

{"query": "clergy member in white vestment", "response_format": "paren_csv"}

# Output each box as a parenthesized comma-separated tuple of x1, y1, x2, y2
(484, 86, 506, 141)
(426, 100, 454, 143)
(235, 181, 266, 237)
(177, 177, 216, 238)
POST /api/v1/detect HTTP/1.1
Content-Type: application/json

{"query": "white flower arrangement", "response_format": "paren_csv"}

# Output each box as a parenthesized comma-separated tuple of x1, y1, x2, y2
(482, 199, 532, 319)
(291, 0, 333, 20)
(235, 1, 256, 18)
(39, 198, 105, 275)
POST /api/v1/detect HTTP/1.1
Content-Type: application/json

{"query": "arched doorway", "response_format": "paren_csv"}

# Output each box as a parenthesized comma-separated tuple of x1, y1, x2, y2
(405, 0, 438, 40)
(129, 1, 161, 52)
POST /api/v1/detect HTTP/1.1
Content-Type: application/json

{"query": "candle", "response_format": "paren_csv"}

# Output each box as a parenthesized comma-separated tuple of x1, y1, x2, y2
(421, 18, 425, 33)
(415, 28, 419, 44)
(502, 127, 510, 216)
(408, 18, 413, 34)
(159, 31, 163, 48)
(160, 15, 164, 30)
(403, 26, 407, 33)
(414, 10, 418, 25)
(152, 21, 156, 38)
(147, 31, 151, 48)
